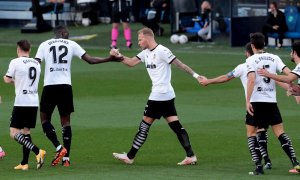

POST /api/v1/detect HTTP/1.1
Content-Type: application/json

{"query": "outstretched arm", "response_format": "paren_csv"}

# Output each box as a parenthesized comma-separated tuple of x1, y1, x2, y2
(257, 68, 297, 83)
(171, 58, 206, 83)
(200, 73, 234, 86)
(82, 53, 123, 64)
(110, 48, 141, 67)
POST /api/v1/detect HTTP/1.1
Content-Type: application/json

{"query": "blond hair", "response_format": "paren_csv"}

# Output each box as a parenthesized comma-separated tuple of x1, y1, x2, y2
(138, 27, 154, 37)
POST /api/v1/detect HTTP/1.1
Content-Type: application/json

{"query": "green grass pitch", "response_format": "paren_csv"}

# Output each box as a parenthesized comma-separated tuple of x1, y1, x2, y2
(0, 23, 300, 179)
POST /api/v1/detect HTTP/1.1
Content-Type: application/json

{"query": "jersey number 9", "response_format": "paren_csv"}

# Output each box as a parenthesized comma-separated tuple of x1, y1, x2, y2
(29, 67, 37, 87)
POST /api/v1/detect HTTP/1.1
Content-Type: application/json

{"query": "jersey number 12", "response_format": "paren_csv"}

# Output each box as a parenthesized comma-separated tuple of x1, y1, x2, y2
(50, 45, 68, 64)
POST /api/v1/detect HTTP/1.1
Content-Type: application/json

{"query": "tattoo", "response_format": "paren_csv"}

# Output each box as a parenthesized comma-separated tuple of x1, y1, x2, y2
(172, 59, 195, 75)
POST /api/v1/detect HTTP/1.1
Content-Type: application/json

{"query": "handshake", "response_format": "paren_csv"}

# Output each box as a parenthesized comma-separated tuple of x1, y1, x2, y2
(109, 48, 124, 62)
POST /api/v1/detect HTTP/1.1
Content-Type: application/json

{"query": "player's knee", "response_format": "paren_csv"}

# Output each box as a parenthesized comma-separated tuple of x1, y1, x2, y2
(9, 128, 18, 139)
(168, 120, 182, 133)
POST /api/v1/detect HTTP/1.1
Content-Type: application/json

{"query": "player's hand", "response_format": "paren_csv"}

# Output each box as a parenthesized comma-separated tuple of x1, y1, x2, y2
(199, 77, 209, 86)
(257, 68, 269, 77)
(198, 76, 208, 86)
(110, 48, 121, 57)
(287, 84, 300, 96)
(246, 102, 254, 116)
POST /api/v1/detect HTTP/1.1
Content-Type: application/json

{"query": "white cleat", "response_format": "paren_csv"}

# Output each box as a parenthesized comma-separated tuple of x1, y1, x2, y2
(112, 152, 134, 165)
(177, 155, 197, 165)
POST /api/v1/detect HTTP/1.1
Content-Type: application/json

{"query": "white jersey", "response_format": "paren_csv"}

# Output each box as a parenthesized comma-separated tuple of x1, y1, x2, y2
(35, 38, 86, 86)
(246, 52, 286, 103)
(5, 57, 41, 106)
(136, 44, 176, 101)
(291, 63, 300, 80)
(231, 63, 248, 97)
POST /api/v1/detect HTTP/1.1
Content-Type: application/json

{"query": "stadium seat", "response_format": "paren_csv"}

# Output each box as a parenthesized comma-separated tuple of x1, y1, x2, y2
(268, 6, 300, 45)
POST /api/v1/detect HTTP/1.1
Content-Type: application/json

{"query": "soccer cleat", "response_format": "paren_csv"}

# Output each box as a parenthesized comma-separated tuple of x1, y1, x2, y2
(289, 168, 299, 173)
(0, 150, 5, 159)
(14, 164, 29, 170)
(249, 165, 264, 175)
(264, 162, 272, 169)
(293, 165, 300, 172)
(36, 149, 46, 169)
(51, 147, 67, 166)
(62, 159, 70, 167)
(112, 152, 134, 164)
(177, 156, 197, 165)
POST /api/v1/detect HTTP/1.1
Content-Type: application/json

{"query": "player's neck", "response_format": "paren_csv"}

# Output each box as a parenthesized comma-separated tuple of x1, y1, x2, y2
(148, 42, 158, 50)
(253, 49, 265, 54)
(18, 52, 29, 58)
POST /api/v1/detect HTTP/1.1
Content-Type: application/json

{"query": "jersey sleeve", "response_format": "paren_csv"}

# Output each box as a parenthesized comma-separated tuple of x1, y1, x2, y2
(275, 57, 286, 73)
(5, 60, 16, 78)
(73, 42, 86, 59)
(35, 43, 45, 61)
(136, 50, 145, 63)
(231, 64, 242, 78)
(292, 64, 300, 77)
(160, 47, 176, 64)
(246, 58, 255, 74)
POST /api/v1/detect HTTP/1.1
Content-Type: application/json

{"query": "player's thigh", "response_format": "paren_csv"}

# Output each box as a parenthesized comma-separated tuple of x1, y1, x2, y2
(40, 86, 56, 115)
(162, 99, 178, 121)
(57, 85, 74, 117)
(143, 100, 162, 120)
(252, 103, 269, 129)
(10, 107, 37, 130)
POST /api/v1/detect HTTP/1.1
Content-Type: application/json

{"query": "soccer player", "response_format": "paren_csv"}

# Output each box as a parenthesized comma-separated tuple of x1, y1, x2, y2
(246, 32, 300, 174)
(199, 42, 272, 170)
(35, 25, 123, 167)
(3, 40, 46, 170)
(111, 27, 205, 165)
(258, 42, 300, 95)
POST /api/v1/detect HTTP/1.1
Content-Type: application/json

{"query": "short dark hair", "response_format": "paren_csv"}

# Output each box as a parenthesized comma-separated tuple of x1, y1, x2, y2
(292, 42, 300, 57)
(250, 32, 265, 50)
(54, 25, 69, 38)
(17, 39, 31, 52)
(245, 42, 254, 56)
(270, 1, 278, 9)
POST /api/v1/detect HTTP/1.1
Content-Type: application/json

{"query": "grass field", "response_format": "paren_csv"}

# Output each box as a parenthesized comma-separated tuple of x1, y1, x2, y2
(0, 23, 300, 179)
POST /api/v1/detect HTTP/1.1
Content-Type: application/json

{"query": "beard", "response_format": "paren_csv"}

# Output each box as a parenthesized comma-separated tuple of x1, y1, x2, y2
(291, 57, 295, 63)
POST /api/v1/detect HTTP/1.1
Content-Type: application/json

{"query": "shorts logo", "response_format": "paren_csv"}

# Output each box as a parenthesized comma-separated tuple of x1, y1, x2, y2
(50, 68, 54, 72)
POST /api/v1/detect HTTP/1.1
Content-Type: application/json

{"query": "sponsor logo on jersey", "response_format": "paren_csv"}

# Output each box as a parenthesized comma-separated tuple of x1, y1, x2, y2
(50, 67, 68, 72)
(257, 87, 274, 92)
(146, 63, 156, 69)
(23, 90, 38, 94)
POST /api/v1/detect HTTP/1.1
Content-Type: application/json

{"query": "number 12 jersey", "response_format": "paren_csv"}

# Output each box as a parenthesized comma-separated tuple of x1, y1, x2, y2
(35, 38, 86, 86)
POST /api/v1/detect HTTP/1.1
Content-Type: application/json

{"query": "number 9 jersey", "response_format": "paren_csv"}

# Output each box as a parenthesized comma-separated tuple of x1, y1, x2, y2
(35, 39, 86, 86)
(5, 57, 41, 106)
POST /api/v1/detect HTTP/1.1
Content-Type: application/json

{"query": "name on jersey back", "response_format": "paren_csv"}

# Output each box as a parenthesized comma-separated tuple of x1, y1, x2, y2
(48, 39, 69, 45)
(254, 56, 275, 64)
